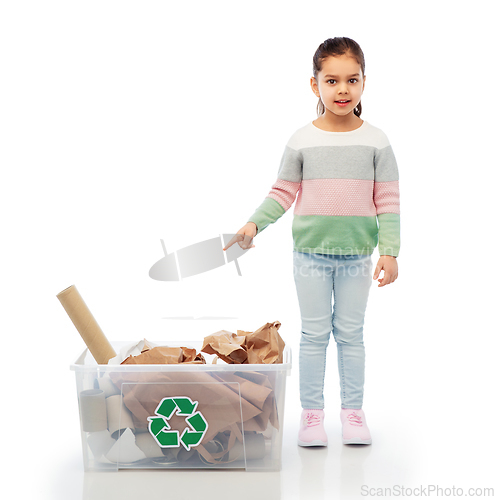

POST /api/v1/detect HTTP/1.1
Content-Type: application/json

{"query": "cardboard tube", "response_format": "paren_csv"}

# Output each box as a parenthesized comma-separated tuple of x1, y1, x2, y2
(199, 438, 226, 465)
(106, 395, 135, 439)
(57, 285, 116, 364)
(94, 375, 120, 398)
(80, 389, 108, 432)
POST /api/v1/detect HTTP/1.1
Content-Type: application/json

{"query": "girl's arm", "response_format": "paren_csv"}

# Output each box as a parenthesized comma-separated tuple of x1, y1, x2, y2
(372, 131, 400, 287)
(373, 135, 400, 258)
(224, 140, 303, 252)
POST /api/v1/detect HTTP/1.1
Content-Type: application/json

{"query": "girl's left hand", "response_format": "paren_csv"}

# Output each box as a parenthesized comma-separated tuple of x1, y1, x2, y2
(373, 256, 398, 287)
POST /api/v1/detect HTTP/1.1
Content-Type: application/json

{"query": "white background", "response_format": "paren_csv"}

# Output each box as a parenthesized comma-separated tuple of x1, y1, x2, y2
(1, 1, 494, 498)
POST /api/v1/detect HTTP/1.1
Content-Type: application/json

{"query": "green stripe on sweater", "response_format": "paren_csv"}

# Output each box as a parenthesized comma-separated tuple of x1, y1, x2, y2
(248, 197, 285, 234)
(377, 213, 400, 257)
(248, 198, 400, 256)
(292, 215, 378, 255)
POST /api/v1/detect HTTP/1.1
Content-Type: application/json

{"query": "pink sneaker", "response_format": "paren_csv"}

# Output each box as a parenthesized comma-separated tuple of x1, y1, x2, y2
(341, 408, 372, 445)
(297, 409, 328, 447)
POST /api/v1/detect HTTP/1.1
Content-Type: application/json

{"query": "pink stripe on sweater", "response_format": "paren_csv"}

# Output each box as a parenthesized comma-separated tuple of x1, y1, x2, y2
(294, 179, 376, 217)
(266, 179, 301, 211)
(374, 181, 400, 215)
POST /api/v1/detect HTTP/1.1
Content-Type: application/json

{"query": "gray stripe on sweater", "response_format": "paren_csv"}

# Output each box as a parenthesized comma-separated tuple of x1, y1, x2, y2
(277, 146, 303, 182)
(300, 145, 375, 180)
(374, 145, 399, 182)
(277, 144, 399, 183)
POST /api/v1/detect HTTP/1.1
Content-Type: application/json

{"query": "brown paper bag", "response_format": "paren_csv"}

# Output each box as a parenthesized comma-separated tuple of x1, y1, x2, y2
(201, 321, 285, 364)
(243, 321, 285, 364)
(201, 330, 247, 364)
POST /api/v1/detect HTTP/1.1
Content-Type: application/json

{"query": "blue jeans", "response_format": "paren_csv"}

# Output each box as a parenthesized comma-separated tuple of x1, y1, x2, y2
(293, 251, 373, 410)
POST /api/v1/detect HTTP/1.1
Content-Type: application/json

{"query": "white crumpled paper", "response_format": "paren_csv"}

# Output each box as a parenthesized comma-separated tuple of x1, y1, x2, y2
(107, 339, 157, 365)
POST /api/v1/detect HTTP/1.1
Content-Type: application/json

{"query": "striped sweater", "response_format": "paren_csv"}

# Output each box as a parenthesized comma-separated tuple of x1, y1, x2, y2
(248, 120, 400, 257)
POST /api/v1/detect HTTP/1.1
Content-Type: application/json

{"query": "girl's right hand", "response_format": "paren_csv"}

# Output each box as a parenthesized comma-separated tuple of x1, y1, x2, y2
(223, 222, 258, 251)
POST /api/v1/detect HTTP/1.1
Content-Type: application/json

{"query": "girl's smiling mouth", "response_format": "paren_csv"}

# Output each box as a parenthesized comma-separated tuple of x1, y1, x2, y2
(335, 100, 351, 107)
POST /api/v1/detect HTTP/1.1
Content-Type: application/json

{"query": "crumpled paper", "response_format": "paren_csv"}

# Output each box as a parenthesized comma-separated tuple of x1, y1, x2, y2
(201, 321, 285, 364)
(108, 338, 157, 365)
(121, 346, 206, 365)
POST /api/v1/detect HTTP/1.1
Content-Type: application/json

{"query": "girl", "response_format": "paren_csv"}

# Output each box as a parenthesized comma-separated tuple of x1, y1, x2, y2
(224, 37, 400, 446)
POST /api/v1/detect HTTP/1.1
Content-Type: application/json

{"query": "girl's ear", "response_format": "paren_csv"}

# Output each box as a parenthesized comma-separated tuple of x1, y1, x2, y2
(362, 75, 366, 92)
(310, 77, 320, 97)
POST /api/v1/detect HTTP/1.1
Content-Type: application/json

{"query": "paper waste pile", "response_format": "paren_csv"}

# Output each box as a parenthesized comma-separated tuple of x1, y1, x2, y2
(59, 284, 287, 467)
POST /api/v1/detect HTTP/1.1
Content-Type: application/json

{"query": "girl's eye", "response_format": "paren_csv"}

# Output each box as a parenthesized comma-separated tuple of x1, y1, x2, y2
(326, 78, 358, 84)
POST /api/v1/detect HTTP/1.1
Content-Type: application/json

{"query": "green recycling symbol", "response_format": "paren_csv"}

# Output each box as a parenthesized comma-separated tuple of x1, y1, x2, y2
(147, 397, 208, 451)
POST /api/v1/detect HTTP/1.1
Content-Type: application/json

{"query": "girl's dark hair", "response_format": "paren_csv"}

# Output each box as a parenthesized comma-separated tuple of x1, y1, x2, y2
(313, 37, 365, 118)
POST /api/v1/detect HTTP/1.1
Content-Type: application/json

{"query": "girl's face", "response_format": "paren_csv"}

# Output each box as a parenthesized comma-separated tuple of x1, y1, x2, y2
(311, 54, 365, 118)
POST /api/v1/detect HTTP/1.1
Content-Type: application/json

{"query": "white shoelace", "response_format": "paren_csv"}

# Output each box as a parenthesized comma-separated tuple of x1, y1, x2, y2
(346, 411, 363, 427)
(304, 412, 321, 428)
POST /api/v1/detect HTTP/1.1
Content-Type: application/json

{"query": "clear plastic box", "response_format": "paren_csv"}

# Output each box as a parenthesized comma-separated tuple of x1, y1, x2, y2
(71, 341, 291, 471)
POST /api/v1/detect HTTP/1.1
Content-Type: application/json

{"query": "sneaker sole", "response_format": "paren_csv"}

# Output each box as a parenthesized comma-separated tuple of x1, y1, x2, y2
(297, 439, 328, 447)
(342, 437, 372, 445)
